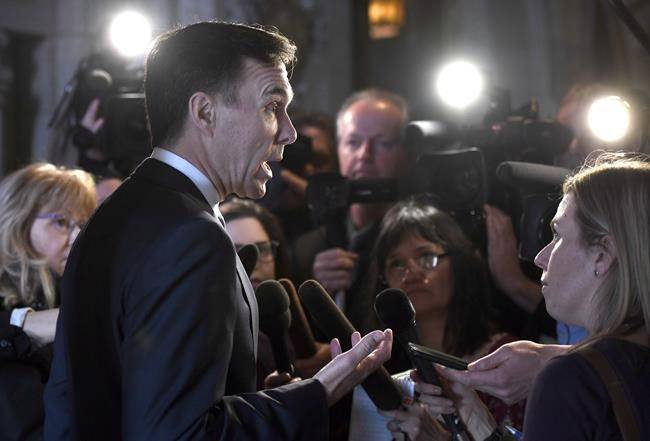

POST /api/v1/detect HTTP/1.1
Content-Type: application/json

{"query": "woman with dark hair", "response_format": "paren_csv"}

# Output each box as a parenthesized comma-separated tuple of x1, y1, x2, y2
(359, 198, 524, 439)
(221, 197, 291, 288)
(368, 198, 495, 361)
(222, 197, 316, 387)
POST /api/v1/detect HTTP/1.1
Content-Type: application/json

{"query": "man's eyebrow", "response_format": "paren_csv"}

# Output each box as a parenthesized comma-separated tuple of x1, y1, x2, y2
(262, 85, 293, 102)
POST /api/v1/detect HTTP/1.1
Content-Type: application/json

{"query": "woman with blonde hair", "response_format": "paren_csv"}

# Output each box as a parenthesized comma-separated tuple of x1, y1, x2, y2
(0, 162, 95, 440)
(418, 152, 650, 440)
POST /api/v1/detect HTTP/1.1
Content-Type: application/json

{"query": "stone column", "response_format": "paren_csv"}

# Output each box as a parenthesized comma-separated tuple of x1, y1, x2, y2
(0, 31, 14, 173)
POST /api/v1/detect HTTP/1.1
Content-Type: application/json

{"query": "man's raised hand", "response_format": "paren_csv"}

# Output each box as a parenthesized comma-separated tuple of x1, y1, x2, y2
(313, 329, 393, 406)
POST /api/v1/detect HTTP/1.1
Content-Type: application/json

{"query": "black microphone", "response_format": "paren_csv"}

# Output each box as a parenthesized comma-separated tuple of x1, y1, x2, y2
(237, 243, 259, 277)
(256, 280, 294, 375)
(496, 161, 570, 189)
(298, 280, 402, 411)
(374, 288, 470, 441)
(279, 278, 317, 358)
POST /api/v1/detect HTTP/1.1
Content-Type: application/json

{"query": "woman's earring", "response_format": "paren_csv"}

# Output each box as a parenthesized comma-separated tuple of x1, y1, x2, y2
(594, 269, 599, 277)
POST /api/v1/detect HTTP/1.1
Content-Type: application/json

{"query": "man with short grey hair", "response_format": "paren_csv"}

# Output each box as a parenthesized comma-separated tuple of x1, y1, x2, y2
(293, 88, 411, 328)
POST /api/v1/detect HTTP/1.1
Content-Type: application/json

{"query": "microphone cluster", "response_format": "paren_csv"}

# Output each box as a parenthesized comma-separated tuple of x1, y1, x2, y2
(243, 234, 468, 435)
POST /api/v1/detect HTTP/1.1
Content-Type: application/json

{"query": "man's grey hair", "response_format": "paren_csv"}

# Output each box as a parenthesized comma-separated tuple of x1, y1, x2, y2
(335, 89, 409, 140)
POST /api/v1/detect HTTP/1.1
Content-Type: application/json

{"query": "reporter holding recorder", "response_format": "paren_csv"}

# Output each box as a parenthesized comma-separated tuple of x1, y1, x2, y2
(423, 152, 650, 440)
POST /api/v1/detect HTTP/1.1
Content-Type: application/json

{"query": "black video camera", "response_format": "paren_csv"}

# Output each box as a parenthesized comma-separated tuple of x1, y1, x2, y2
(63, 52, 149, 177)
(306, 149, 568, 262)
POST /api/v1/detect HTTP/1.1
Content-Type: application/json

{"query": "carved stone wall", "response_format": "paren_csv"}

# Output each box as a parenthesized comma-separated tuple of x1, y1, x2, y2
(0, 31, 13, 173)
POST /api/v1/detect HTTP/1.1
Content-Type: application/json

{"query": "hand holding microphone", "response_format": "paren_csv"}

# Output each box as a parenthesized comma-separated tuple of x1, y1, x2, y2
(410, 369, 498, 441)
(374, 288, 471, 441)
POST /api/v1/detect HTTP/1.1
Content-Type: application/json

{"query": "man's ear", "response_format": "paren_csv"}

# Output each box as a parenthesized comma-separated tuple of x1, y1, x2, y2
(595, 234, 617, 276)
(187, 92, 217, 136)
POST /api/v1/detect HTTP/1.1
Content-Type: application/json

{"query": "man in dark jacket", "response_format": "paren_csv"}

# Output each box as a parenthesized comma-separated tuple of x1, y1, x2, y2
(44, 22, 392, 441)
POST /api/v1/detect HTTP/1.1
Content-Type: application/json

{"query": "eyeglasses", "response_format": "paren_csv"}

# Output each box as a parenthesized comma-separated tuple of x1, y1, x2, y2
(236, 241, 279, 263)
(385, 252, 449, 281)
(35, 213, 85, 235)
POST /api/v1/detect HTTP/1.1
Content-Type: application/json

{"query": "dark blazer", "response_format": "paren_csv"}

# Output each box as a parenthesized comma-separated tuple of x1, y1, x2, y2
(44, 159, 328, 440)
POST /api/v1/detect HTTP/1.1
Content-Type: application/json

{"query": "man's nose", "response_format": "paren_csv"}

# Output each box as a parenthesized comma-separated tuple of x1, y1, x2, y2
(358, 140, 374, 161)
(401, 261, 424, 282)
(277, 113, 298, 146)
(534, 242, 551, 270)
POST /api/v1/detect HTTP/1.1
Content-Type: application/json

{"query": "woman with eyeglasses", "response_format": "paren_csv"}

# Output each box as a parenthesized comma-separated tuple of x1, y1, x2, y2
(0, 162, 95, 439)
(356, 197, 524, 439)
(221, 197, 291, 290)
(221, 198, 295, 387)
(222, 198, 337, 387)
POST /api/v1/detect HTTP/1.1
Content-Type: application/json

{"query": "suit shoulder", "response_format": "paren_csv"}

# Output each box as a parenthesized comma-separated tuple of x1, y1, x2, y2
(146, 216, 234, 265)
(104, 173, 210, 218)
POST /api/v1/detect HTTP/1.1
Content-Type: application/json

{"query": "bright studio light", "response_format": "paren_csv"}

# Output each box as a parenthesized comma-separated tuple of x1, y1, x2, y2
(436, 61, 484, 109)
(587, 95, 631, 142)
(109, 11, 152, 57)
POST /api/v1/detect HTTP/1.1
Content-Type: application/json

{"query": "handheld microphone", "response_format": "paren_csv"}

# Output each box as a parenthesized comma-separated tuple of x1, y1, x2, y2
(298, 280, 402, 411)
(237, 243, 259, 277)
(374, 288, 470, 441)
(278, 278, 317, 358)
(255, 280, 294, 375)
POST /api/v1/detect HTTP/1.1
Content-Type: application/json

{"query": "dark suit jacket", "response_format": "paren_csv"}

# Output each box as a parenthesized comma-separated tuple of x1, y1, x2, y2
(44, 159, 328, 440)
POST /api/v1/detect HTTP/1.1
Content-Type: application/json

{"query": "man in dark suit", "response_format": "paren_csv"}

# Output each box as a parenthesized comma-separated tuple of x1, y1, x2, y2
(44, 22, 392, 440)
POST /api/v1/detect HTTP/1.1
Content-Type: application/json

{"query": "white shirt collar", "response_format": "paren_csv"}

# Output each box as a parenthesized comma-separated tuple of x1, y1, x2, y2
(151, 147, 222, 216)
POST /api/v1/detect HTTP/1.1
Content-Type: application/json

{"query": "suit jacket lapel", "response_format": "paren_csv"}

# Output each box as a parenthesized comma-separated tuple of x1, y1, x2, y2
(235, 257, 258, 355)
(131, 158, 258, 350)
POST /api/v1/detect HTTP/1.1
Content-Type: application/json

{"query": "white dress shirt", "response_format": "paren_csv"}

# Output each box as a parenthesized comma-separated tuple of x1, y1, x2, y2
(150, 148, 225, 224)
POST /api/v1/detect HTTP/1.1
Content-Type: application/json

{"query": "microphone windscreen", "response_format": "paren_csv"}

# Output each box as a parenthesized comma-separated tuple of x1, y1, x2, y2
(375, 289, 465, 435)
(73, 69, 113, 119)
(256, 280, 291, 332)
(237, 243, 259, 277)
(496, 161, 570, 189)
(298, 280, 356, 344)
(374, 288, 416, 335)
(279, 278, 317, 357)
(86, 69, 113, 92)
(298, 279, 402, 410)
